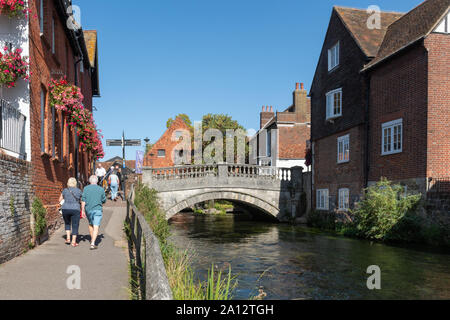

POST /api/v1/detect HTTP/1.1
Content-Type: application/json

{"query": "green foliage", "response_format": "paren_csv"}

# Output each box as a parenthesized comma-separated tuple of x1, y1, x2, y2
(133, 184, 237, 300)
(351, 178, 422, 241)
(9, 196, 16, 217)
(167, 114, 193, 129)
(307, 210, 336, 230)
(32, 198, 47, 237)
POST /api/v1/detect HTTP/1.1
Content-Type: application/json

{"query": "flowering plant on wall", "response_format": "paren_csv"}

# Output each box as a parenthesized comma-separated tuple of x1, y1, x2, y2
(49, 78, 105, 160)
(0, 46, 29, 88)
(0, 0, 30, 18)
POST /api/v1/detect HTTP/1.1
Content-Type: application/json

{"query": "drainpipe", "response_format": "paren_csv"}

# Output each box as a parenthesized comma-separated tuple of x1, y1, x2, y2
(364, 73, 371, 190)
(73, 30, 84, 182)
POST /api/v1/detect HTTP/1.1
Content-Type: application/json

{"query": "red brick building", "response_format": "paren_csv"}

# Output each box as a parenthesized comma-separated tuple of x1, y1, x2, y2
(363, 0, 450, 194)
(144, 117, 191, 168)
(311, 0, 449, 213)
(249, 83, 311, 171)
(27, 0, 100, 232)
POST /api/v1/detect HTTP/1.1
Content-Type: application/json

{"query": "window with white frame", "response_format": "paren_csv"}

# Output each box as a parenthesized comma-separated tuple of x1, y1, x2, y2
(316, 189, 329, 210)
(157, 149, 166, 158)
(328, 42, 340, 71)
(266, 129, 272, 157)
(338, 188, 350, 211)
(39, 0, 44, 35)
(40, 89, 46, 152)
(434, 12, 449, 33)
(382, 119, 403, 155)
(326, 88, 342, 119)
(337, 134, 350, 163)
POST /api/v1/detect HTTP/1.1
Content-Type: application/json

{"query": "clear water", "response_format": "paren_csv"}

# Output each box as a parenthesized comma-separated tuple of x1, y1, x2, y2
(169, 213, 450, 300)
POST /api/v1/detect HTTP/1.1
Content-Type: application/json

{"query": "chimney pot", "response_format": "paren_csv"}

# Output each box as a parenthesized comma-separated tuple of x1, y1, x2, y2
(270, 106, 273, 112)
(301, 83, 304, 90)
(296, 83, 300, 90)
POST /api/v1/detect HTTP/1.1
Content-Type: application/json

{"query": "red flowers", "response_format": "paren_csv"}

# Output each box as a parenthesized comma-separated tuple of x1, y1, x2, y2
(0, 46, 29, 88)
(0, 0, 30, 18)
(49, 78, 105, 160)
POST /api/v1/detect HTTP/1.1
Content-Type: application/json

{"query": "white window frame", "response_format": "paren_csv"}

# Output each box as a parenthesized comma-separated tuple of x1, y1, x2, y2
(39, 0, 44, 35)
(337, 134, 350, 163)
(338, 188, 350, 211)
(326, 88, 342, 120)
(316, 189, 329, 210)
(382, 119, 403, 156)
(157, 149, 166, 158)
(328, 42, 340, 71)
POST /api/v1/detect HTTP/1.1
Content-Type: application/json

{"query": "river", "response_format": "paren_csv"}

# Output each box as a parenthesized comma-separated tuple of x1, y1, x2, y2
(169, 212, 450, 300)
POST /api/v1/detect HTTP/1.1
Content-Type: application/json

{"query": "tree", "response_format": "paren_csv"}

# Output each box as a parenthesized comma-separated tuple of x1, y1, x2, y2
(166, 113, 193, 129)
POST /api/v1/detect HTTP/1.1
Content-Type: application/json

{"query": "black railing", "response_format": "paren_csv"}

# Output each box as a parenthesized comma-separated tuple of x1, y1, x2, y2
(0, 99, 26, 157)
(125, 185, 173, 300)
(428, 177, 450, 196)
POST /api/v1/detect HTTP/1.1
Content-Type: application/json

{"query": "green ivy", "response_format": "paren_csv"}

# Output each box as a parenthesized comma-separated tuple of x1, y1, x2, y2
(32, 198, 47, 237)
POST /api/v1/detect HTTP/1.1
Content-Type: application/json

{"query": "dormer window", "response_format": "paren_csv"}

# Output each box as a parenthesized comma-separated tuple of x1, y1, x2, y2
(328, 42, 340, 71)
(326, 88, 342, 120)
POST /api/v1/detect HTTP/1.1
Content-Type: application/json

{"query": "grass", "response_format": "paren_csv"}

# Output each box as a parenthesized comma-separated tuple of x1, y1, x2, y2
(130, 183, 238, 300)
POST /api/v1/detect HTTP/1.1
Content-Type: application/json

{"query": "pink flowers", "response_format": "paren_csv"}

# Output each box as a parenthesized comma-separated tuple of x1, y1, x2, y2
(0, 0, 30, 18)
(0, 46, 29, 88)
(49, 78, 105, 160)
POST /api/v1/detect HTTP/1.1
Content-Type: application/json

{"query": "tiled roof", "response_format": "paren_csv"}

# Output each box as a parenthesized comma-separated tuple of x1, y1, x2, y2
(83, 30, 97, 68)
(364, 0, 450, 70)
(334, 6, 404, 58)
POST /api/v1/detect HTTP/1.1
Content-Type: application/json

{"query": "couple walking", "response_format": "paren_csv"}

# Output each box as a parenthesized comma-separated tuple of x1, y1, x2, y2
(59, 175, 106, 250)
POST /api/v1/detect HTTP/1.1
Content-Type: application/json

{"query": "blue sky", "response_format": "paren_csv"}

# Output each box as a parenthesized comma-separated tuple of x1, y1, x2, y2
(74, 0, 422, 161)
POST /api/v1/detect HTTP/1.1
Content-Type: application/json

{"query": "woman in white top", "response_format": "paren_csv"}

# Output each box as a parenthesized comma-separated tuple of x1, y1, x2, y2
(108, 171, 120, 201)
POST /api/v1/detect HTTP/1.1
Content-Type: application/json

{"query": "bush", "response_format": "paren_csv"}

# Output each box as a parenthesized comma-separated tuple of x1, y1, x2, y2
(351, 178, 422, 242)
(32, 198, 47, 237)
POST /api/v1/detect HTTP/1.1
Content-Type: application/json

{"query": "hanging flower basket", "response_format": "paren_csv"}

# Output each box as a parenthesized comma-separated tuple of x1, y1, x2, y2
(0, 0, 30, 18)
(0, 46, 29, 88)
(49, 78, 105, 160)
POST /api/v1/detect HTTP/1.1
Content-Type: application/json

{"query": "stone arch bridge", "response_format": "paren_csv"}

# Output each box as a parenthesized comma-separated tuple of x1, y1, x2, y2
(142, 164, 306, 222)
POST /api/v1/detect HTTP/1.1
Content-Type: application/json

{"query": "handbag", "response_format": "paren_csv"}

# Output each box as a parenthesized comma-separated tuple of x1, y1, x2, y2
(59, 200, 64, 215)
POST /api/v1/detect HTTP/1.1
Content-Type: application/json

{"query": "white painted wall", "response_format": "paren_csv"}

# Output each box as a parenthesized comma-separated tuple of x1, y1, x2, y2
(276, 159, 309, 172)
(0, 14, 30, 161)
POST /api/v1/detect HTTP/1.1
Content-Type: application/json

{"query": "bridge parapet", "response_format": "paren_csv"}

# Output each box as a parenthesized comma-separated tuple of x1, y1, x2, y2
(142, 164, 305, 221)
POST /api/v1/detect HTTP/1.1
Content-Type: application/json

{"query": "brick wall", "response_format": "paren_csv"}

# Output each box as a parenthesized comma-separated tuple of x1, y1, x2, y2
(0, 153, 33, 264)
(425, 33, 450, 178)
(368, 43, 428, 185)
(144, 117, 191, 168)
(313, 125, 366, 210)
(28, 0, 93, 232)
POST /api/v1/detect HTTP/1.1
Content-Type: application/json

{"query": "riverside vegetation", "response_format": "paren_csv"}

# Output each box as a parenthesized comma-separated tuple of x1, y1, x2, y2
(308, 178, 450, 247)
(129, 183, 237, 300)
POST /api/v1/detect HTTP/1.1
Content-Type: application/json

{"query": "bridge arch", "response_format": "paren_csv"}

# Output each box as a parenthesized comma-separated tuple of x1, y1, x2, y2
(165, 190, 281, 221)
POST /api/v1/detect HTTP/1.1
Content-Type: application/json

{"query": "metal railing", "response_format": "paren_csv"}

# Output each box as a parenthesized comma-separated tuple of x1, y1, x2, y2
(125, 185, 173, 300)
(428, 177, 450, 195)
(0, 99, 26, 157)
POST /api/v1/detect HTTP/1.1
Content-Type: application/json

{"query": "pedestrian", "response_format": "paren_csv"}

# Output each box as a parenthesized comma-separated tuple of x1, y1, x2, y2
(59, 178, 83, 247)
(109, 170, 120, 201)
(81, 175, 107, 250)
(95, 163, 106, 185)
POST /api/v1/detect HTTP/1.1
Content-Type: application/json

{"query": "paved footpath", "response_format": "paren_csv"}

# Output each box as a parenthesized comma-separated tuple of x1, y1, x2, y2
(0, 203, 129, 300)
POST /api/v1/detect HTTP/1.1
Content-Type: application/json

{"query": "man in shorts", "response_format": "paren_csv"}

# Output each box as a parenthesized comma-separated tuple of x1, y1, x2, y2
(81, 175, 107, 250)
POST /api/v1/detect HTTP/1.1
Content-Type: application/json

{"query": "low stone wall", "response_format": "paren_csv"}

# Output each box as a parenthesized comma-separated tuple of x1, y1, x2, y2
(425, 194, 450, 229)
(0, 153, 33, 264)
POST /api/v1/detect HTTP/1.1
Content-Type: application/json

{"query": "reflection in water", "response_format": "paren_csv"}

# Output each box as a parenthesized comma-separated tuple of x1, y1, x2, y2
(169, 213, 450, 300)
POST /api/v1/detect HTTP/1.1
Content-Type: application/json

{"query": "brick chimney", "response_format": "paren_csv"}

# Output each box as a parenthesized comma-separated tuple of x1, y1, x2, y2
(260, 105, 275, 129)
(293, 82, 310, 123)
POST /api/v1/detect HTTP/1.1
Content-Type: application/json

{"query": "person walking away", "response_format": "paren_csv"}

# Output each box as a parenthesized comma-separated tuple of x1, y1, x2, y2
(59, 178, 83, 247)
(109, 171, 120, 201)
(81, 175, 107, 250)
(95, 164, 106, 185)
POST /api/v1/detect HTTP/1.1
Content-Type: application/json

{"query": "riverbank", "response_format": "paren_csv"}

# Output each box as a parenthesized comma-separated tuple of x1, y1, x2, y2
(130, 184, 237, 300)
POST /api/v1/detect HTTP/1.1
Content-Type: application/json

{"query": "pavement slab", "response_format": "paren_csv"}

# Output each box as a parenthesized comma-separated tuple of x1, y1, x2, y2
(0, 203, 129, 300)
